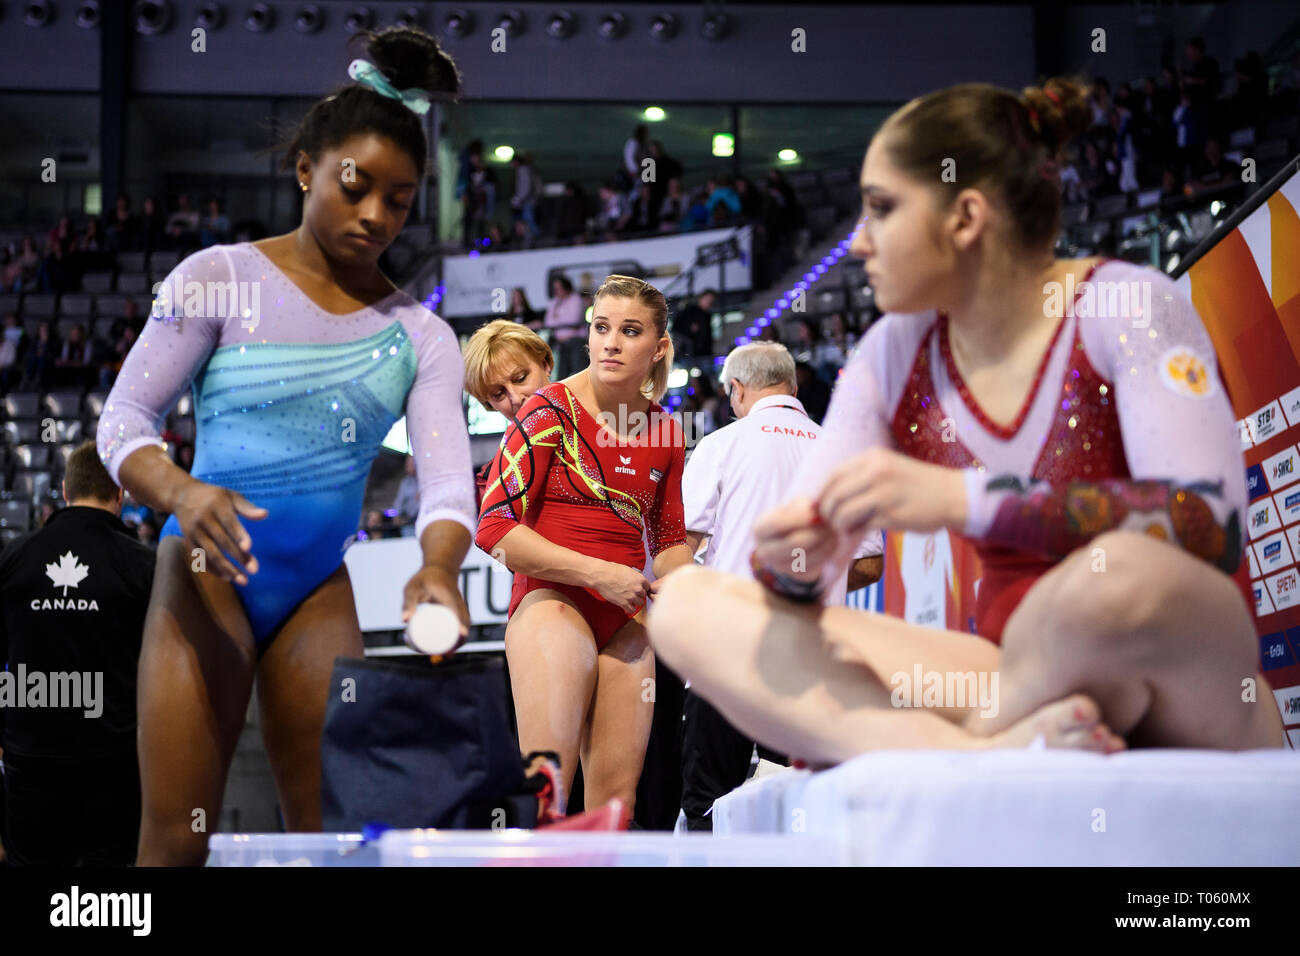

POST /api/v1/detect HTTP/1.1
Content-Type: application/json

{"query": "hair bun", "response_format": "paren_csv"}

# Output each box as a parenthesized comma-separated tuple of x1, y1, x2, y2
(1021, 77, 1091, 158)
(361, 26, 462, 99)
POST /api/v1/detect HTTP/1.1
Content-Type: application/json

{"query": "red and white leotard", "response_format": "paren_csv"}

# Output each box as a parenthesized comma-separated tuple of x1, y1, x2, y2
(790, 259, 1250, 642)
(475, 381, 687, 648)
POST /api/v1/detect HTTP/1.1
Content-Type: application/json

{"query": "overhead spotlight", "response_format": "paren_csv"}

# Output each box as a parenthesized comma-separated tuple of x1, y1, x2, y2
(648, 12, 677, 41)
(194, 1, 224, 30)
(597, 11, 626, 41)
(700, 12, 730, 41)
(24, 1, 55, 27)
(443, 8, 474, 37)
(75, 1, 101, 28)
(293, 3, 324, 33)
(546, 10, 576, 40)
(392, 6, 423, 29)
(132, 1, 172, 34)
(495, 9, 525, 38)
(343, 6, 374, 34)
(243, 2, 275, 32)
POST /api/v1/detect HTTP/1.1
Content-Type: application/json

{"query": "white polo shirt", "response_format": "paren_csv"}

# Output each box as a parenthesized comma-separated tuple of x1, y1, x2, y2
(682, 393, 882, 606)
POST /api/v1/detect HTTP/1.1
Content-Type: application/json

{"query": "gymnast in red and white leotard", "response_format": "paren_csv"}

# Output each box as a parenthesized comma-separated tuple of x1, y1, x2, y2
(477, 378, 687, 649)
(474, 275, 694, 813)
(648, 76, 1285, 763)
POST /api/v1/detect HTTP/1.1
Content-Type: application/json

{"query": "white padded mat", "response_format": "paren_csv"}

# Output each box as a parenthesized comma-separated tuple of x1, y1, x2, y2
(713, 748, 1300, 865)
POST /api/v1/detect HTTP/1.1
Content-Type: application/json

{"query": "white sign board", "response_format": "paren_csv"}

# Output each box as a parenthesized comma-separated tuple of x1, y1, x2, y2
(438, 226, 752, 318)
(344, 538, 512, 631)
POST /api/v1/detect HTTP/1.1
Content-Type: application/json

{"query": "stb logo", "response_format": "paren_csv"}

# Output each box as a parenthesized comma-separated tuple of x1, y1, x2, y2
(1259, 408, 1273, 427)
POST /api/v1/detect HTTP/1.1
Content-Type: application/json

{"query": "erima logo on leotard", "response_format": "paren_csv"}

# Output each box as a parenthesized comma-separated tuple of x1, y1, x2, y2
(616, 454, 637, 476)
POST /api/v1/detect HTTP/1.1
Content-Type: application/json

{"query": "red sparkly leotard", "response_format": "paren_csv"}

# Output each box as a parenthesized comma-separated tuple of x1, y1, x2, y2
(475, 382, 686, 649)
(788, 258, 1251, 643)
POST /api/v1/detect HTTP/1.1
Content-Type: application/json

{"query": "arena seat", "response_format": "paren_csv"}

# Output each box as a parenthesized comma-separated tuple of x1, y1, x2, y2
(712, 746, 1300, 865)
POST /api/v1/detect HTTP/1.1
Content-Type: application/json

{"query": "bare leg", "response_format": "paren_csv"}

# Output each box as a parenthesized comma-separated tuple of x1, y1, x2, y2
(255, 564, 365, 831)
(976, 531, 1285, 749)
(648, 566, 1120, 766)
(504, 589, 599, 807)
(580, 615, 656, 815)
(136, 537, 257, 866)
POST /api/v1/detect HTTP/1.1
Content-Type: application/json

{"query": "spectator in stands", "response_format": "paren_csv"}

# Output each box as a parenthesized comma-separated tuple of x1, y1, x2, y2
(97, 321, 137, 390)
(765, 167, 803, 238)
(460, 143, 497, 250)
(672, 288, 716, 359)
(0, 441, 156, 866)
(1076, 139, 1118, 199)
(165, 194, 201, 247)
(139, 196, 165, 251)
(1088, 76, 1112, 126)
(733, 175, 762, 219)
(509, 153, 541, 249)
(790, 317, 820, 365)
(2, 236, 40, 292)
(598, 180, 632, 237)
(38, 216, 77, 292)
(625, 182, 658, 233)
(106, 194, 139, 253)
(21, 320, 58, 390)
(647, 140, 684, 217)
(37, 501, 59, 527)
(1058, 159, 1085, 205)
(812, 312, 854, 382)
(1171, 85, 1204, 175)
(705, 175, 742, 224)
(1108, 105, 1140, 193)
(0, 311, 25, 390)
(1227, 52, 1268, 132)
(1182, 37, 1220, 114)
(793, 360, 829, 423)
(623, 124, 651, 193)
(176, 442, 195, 473)
(199, 198, 231, 248)
(78, 217, 104, 254)
(658, 178, 686, 231)
(555, 181, 587, 241)
(73, 217, 110, 278)
(54, 323, 93, 389)
(1187, 137, 1234, 195)
(1154, 67, 1180, 123)
(544, 275, 589, 375)
(679, 186, 711, 232)
(505, 286, 540, 329)
(1159, 164, 1185, 204)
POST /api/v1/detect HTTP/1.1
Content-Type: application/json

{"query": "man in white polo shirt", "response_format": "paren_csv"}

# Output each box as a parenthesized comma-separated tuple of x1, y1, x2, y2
(677, 341, 882, 830)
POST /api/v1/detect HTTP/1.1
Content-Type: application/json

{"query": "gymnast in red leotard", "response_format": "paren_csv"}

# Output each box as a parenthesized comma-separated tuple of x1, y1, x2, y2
(474, 275, 693, 814)
(648, 76, 1285, 765)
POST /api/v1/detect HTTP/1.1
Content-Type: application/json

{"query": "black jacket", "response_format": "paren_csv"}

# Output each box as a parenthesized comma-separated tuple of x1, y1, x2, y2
(0, 506, 155, 757)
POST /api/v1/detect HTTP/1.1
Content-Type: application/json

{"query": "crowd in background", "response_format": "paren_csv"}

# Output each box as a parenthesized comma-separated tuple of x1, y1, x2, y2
(0, 193, 233, 296)
(1063, 40, 1300, 205)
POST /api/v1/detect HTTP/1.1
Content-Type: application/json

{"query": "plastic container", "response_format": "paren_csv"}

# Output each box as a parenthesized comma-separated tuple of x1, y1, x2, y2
(206, 832, 380, 867)
(378, 829, 844, 866)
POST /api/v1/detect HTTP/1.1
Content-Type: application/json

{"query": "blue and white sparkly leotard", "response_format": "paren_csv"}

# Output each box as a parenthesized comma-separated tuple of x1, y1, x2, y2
(97, 242, 477, 645)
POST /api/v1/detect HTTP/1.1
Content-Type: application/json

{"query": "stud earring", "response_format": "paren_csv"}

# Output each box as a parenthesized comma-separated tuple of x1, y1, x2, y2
(299, 181, 308, 193)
